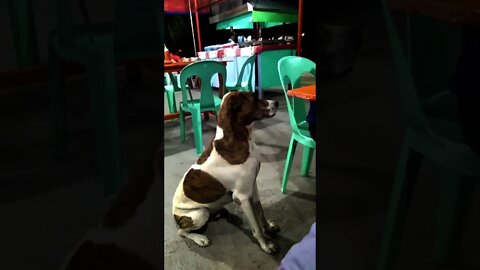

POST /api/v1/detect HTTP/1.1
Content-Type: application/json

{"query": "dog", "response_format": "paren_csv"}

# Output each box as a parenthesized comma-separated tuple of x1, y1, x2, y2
(172, 91, 280, 253)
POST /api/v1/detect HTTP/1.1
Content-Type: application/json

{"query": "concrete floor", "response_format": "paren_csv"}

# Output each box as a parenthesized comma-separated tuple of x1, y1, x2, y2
(163, 87, 316, 270)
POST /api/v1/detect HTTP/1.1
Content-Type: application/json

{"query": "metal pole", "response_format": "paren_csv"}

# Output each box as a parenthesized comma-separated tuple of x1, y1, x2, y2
(194, 0, 202, 53)
(188, 0, 197, 54)
(296, 0, 303, 56)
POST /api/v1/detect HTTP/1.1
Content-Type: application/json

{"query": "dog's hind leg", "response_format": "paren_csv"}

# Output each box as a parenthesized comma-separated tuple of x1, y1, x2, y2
(208, 192, 233, 219)
(175, 208, 210, 247)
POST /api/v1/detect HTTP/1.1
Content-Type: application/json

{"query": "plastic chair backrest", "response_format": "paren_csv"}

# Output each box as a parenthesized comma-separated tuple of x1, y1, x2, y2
(278, 56, 316, 134)
(179, 61, 226, 109)
(381, 0, 429, 133)
(234, 55, 256, 91)
(407, 16, 457, 101)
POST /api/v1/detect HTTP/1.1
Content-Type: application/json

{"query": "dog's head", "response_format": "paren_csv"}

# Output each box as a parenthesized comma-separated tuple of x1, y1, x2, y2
(218, 91, 279, 126)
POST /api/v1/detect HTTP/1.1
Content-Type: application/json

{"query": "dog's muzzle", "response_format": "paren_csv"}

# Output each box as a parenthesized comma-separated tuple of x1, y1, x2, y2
(266, 100, 279, 117)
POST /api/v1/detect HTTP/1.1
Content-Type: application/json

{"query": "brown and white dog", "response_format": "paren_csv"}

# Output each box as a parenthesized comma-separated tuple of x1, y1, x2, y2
(172, 91, 280, 253)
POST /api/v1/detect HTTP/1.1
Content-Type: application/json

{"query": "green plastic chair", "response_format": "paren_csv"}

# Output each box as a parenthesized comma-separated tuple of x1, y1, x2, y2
(226, 55, 256, 92)
(164, 72, 193, 114)
(277, 56, 316, 194)
(179, 61, 225, 155)
(49, 0, 162, 197)
(6, 0, 40, 67)
(378, 1, 480, 269)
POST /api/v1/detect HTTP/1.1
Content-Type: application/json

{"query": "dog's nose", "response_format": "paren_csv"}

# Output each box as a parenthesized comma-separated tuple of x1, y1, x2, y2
(267, 100, 278, 108)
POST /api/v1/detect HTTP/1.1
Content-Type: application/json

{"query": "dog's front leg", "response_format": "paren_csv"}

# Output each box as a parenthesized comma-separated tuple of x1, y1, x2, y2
(252, 183, 280, 235)
(235, 194, 278, 254)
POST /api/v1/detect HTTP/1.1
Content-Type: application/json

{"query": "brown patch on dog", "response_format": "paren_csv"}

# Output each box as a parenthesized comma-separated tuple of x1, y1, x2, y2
(215, 92, 272, 164)
(197, 139, 214, 165)
(174, 214, 194, 229)
(183, 169, 227, 203)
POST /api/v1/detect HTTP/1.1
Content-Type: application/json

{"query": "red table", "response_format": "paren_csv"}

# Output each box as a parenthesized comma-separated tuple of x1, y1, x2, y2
(163, 60, 230, 121)
(287, 85, 316, 101)
(164, 61, 192, 73)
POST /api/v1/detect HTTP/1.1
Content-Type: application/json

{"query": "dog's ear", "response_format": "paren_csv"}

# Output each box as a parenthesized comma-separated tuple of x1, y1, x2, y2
(229, 95, 242, 112)
(230, 101, 240, 112)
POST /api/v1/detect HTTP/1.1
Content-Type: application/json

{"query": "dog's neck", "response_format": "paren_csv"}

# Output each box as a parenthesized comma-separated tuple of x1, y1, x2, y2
(211, 122, 253, 165)
(246, 123, 254, 141)
(214, 123, 254, 142)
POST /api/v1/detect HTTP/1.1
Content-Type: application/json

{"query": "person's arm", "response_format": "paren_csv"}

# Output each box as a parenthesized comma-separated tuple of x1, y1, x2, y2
(278, 223, 316, 270)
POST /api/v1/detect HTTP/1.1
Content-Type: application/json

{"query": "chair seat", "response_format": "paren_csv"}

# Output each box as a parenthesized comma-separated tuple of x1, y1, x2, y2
(165, 84, 190, 93)
(423, 91, 458, 121)
(428, 117, 465, 143)
(74, 33, 114, 51)
(408, 119, 480, 176)
(298, 121, 309, 130)
(180, 98, 222, 112)
(297, 127, 312, 138)
(164, 85, 175, 92)
(295, 121, 315, 144)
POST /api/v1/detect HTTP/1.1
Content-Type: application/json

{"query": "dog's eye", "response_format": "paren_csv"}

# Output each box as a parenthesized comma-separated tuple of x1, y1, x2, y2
(230, 101, 240, 111)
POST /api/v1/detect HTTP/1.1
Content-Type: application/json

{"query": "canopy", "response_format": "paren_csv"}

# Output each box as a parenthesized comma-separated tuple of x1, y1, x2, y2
(178, 0, 303, 56)
(212, 0, 298, 30)
(164, 0, 210, 14)
(215, 10, 297, 30)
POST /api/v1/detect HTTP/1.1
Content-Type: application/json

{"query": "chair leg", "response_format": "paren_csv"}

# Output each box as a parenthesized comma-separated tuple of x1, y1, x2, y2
(49, 46, 67, 159)
(7, 0, 40, 67)
(300, 145, 314, 176)
(165, 91, 177, 114)
(86, 54, 122, 198)
(191, 110, 203, 156)
(281, 136, 298, 194)
(377, 143, 421, 270)
(434, 170, 473, 266)
(179, 107, 186, 143)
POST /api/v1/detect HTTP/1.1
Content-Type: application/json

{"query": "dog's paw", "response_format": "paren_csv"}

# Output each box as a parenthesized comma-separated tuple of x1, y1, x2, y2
(190, 234, 210, 247)
(264, 220, 280, 233)
(260, 241, 279, 254)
